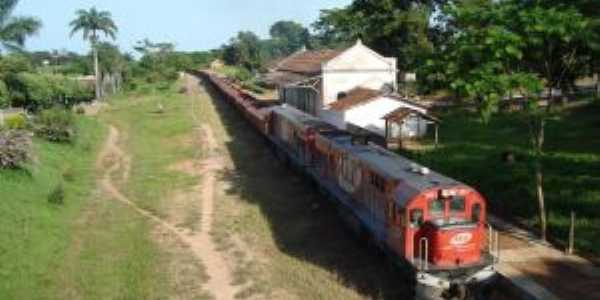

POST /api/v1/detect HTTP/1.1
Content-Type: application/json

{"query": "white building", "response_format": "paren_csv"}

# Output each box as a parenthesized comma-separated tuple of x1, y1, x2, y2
(266, 40, 434, 142)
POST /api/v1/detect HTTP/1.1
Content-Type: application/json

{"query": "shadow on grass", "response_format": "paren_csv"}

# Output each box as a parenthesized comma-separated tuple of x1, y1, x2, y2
(201, 78, 415, 299)
(404, 108, 600, 254)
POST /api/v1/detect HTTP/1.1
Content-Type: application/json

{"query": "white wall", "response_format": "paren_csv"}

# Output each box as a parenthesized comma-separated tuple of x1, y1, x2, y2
(322, 42, 397, 106)
(320, 96, 429, 138)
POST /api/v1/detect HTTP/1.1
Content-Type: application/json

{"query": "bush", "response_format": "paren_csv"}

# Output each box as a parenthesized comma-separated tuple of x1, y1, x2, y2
(34, 108, 75, 143)
(62, 165, 75, 182)
(0, 129, 31, 169)
(47, 183, 65, 205)
(241, 81, 265, 94)
(9, 73, 94, 110)
(75, 106, 86, 115)
(0, 80, 9, 108)
(4, 113, 27, 130)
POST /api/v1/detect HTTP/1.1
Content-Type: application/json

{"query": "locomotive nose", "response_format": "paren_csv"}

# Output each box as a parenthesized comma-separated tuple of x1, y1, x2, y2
(420, 222, 482, 267)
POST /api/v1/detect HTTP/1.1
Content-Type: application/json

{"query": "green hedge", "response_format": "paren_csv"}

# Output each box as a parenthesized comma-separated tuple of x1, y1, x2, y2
(8, 73, 93, 110)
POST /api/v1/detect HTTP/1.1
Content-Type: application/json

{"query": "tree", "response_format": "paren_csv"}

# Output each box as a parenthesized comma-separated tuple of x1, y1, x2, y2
(133, 39, 180, 83)
(0, 0, 41, 52)
(69, 7, 117, 100)
(513, 3, 590, 101)
(221, 31, 263, 71)
(313, 0, 445, 70)
(269, 21, 310, 56)
(438, 0, 596, 241)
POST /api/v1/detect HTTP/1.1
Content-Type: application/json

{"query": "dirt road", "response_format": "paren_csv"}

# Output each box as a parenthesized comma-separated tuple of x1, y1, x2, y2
(96, 98, 237, 298)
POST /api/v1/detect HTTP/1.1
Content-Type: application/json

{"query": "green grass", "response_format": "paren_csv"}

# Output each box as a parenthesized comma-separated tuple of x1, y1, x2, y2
(404, 100, 600, 254)
(85, 82, 210, 299)
(0, 116, 106, 299)
(100, 85, 201, 216)
(1, 80, 212, 299)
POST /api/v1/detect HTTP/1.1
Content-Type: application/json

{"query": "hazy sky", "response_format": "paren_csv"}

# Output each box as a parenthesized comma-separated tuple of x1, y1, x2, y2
(14, 0, 352, 55)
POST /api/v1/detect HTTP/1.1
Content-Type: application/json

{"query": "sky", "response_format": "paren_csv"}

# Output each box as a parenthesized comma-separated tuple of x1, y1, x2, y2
(14, 0, 352, 55)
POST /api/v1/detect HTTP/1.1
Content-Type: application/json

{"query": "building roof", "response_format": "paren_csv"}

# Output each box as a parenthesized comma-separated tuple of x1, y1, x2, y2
(383, 107, 441, 123)
(327, 87, 382, 111)
(262, 71, 310, 87)
(276, 49, 344, 75)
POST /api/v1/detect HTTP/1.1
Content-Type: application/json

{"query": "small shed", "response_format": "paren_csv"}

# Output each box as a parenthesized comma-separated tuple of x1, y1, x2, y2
(382, 107, 441, 149)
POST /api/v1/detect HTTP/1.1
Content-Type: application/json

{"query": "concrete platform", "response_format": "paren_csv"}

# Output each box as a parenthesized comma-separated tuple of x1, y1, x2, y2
(489, 216, 600, 300)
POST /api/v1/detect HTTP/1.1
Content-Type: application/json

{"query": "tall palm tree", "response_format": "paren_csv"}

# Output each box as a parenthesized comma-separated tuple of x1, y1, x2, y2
(69, 7, 117, 99)
(0, 0, 42, 51)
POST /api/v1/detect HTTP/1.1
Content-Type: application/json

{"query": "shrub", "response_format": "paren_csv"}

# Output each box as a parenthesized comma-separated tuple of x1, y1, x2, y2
(34, 108, 75, 143)
(8, 73, 94, 110)
(241, 81, 264, 94)
(47, 183, 65, 205)
(4, 113, 27, 130)
(62, 165, 75, 182)
(0, 80, 9, 108)
(75, 106, 86, 115)
(0, 129, 31, 169)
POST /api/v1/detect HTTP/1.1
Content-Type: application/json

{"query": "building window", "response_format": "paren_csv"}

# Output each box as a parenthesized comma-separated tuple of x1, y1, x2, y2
(337, 91, 347, 100)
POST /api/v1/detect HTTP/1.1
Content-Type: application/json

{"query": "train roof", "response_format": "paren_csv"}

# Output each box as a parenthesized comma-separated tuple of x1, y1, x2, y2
(329, 138, 464, 193)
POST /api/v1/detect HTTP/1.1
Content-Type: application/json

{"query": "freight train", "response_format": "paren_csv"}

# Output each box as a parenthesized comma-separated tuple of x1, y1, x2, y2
(197, 70, 498, 300)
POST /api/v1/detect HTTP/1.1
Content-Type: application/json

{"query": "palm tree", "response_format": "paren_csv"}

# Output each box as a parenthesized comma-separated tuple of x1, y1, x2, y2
(69, 7, 117, 99)
(0, 0, 42, 51)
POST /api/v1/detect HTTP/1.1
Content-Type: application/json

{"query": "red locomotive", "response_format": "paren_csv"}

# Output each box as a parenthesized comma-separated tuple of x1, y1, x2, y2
(199, 71, 497, 300)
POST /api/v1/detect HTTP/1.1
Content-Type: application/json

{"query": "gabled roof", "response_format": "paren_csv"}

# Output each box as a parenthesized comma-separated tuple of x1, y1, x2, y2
(276, 49, 345, 75)
(383, 107, 441, 123)
(328, 87, 382, 111)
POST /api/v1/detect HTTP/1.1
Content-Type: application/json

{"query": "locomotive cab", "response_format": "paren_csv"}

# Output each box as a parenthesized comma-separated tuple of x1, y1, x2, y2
(409, 188, 486, 270)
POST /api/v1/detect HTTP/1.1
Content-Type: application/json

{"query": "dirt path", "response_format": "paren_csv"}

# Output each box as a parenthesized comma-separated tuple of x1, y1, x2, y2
(97, 105, 237, 298)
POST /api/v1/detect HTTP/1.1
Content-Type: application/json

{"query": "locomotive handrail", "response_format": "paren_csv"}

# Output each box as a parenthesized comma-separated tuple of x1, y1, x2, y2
(419, 237, 429, 271)
(487, 223, 500, 266)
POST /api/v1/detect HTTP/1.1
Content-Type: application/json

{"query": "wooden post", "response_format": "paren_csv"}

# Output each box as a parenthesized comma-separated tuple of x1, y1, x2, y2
(567, 211, 575, 255)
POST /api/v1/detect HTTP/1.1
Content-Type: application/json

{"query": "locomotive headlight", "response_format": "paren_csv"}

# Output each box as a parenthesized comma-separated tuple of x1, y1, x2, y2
(440, 189, 457, 198)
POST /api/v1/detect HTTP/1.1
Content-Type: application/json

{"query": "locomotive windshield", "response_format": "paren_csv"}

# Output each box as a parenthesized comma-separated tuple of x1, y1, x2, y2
(426, 195, 476, 228)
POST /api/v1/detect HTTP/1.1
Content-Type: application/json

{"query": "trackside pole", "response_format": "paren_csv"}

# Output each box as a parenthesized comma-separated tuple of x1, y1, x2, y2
(567, 211, 575, 255)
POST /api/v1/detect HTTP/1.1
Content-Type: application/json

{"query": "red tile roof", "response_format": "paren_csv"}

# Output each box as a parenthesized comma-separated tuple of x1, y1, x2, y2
(276, 49, 344, 75)
(328, 87, 382, 111)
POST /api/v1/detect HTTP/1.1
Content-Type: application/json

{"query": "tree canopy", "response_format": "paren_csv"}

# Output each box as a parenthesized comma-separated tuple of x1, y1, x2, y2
(0, 0, 41, 52)
(69, 7, 117, 44)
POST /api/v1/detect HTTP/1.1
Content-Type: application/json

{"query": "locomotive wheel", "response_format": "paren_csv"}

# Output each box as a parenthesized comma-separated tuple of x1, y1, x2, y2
(444, 283, 469, 300)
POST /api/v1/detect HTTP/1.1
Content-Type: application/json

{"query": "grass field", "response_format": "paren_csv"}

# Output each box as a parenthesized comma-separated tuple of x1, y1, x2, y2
(0, 116, 106, 298)
(403, 100, 600, 254)
(0, 81, 213, 299)
(63, 82, 211, 300)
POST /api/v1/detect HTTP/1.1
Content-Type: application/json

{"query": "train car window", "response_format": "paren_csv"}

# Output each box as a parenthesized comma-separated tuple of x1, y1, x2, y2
(410, 209, 424, 226)
(429, 199, 444, 217)
(450, 196, 465, 214)
(472, 203, 482, 223)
